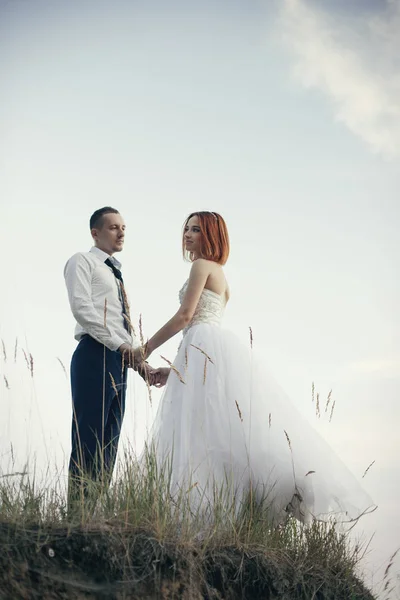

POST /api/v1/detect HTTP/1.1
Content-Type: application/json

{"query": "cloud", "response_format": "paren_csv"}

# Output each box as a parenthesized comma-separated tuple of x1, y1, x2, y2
(347, 357, 400, 378)
(279, 0, 400, 158)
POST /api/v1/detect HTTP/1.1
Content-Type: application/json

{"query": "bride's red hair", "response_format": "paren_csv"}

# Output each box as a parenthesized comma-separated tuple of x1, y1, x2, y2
(182, 211, 230, 265)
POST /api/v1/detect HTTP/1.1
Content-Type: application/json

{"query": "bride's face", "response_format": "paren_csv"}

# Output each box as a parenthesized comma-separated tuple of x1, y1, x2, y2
(184, 216, 202, 257)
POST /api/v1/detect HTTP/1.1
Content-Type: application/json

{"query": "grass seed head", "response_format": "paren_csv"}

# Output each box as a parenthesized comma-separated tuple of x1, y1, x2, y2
(235, 400, 243, 422)
(160, 355, 185, 384)
(362, 460, 376, 479)
(329, 399, 336, 422)
(103, 298, 108, 327)
(325, 389, 332, 413)
(190, 344, 214, 364)
(109, 372, 119, 397)
(284, 430, 292, 452)
(56, 357, 67, 377)
(22, 349, 29, 369)
(316, 392, 320, 418)
(139, 314, 145, 346)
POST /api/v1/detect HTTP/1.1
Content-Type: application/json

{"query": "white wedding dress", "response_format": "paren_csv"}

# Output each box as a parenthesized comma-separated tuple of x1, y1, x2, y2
(147, 281, 374, 524)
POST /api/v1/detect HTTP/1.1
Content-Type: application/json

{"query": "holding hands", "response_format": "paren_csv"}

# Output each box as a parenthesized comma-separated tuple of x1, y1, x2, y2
(136, 363, 170, 388)
(133, 342, 151, 364)
(118, 343, 170, 388)
(148, 367, 170, 388)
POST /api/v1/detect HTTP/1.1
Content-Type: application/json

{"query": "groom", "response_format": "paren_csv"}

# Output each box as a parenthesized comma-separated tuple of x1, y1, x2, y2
(64, 206, 152, 507)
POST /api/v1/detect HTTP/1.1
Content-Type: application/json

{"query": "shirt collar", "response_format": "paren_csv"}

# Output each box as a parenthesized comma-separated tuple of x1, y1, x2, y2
(90, 246, 122, 270)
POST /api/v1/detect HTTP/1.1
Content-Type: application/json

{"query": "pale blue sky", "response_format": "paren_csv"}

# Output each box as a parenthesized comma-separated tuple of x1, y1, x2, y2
(1, 0, 399, 596)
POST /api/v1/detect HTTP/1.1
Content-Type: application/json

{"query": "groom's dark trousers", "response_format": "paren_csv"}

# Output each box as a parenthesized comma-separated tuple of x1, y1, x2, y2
(68, 334, 127, 503)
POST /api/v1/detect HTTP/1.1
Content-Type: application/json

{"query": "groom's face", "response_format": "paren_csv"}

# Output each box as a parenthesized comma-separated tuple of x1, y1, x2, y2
(92, 213, 126, 255)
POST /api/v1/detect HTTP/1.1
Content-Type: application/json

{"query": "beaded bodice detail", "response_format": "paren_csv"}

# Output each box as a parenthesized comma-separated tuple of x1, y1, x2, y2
(179, 280, 226, 335)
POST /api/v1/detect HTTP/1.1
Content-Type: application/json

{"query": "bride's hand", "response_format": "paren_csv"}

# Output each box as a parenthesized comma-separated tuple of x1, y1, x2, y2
(151, 367, 170, 388)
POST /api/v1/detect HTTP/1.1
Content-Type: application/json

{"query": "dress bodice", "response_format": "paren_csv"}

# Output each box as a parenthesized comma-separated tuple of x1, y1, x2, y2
(179, 280, 226, 335)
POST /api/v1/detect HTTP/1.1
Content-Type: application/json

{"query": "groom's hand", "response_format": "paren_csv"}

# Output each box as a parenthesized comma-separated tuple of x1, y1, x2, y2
(133, 345, 147, 368)
(136, 361, 156, 385)
(118, 343, 135, 367)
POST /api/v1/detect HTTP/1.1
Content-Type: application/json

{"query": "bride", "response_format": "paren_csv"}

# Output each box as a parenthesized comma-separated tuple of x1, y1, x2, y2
(135, 211, 374, 524)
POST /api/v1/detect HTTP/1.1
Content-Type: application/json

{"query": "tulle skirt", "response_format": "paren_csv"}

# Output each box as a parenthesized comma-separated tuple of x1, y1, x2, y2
(146, 323, 374, 524)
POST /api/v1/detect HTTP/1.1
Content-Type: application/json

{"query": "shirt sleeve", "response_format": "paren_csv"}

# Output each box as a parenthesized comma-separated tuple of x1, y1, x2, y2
(64, 253, 126, 351)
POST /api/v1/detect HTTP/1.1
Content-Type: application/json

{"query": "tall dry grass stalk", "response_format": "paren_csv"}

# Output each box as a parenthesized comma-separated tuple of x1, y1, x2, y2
(362, 461, 376, 479)
(56, 356, 67, 377)
(120, 280, 133, 335)
(136, 313, 154, 404)
(382, 549, 400, 598)
(325, 389, 332, 413)
(22, 348, 30, 370)
(103, 297, 107, 327)
(190, 344, 214, 364)
(235, 400, 243, 422)
(160, 355, 185, 384)
(329, 399, 336, 422)
(312, 384, 337, 424)
(109, 372, 119, 398)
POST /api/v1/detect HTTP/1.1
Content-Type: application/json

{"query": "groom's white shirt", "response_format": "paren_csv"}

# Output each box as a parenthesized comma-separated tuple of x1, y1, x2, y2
(64, 246, 138, 351)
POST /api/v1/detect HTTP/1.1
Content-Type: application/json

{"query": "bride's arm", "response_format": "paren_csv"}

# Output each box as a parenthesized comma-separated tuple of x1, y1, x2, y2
(142, 259, 211, 358)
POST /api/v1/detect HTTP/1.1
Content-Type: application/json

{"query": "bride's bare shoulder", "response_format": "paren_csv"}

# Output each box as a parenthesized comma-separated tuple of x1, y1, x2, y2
(201, 261, 229, 297)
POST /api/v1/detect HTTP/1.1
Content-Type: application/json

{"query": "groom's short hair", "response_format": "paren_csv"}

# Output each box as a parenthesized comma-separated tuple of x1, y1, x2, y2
(90, 207, 120, 230)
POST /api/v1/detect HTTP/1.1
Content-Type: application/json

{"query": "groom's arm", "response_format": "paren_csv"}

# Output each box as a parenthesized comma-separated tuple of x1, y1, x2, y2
(64, 253, 127, 352)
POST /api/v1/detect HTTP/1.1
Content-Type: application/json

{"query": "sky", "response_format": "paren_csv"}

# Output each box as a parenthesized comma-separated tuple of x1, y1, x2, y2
(0, 0, 399, 596)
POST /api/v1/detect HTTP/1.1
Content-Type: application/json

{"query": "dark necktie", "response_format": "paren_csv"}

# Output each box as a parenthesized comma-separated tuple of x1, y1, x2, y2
(104, 258, 131, 333)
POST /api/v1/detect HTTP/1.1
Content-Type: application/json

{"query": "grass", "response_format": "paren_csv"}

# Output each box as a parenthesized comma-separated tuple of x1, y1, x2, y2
(0, 335, 384, 598)
(0, 445, 376, 600)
